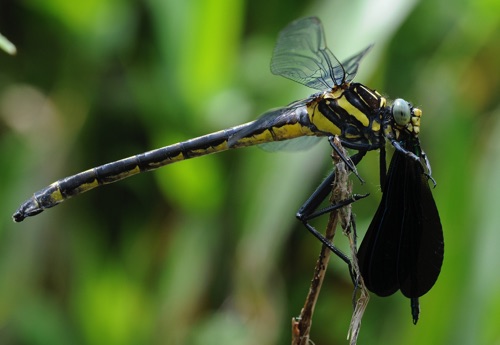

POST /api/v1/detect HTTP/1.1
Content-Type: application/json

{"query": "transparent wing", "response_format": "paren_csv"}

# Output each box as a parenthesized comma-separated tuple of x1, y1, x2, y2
(271, 17, 373, 90)
(341, 44, 373, 83)
(271, 17, 342, 90)
(259, 136, 321, 152)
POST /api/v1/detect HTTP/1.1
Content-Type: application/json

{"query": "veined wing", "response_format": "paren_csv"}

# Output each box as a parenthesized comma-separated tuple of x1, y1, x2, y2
(340, 44, 373, 83)
(258, 136, 321, 152)
(270, 17, 373, 90)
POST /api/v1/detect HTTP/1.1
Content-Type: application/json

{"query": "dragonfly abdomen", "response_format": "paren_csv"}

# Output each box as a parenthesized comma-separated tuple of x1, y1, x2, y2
(12, 126, 244, 221)
(12, 111, 316, 222)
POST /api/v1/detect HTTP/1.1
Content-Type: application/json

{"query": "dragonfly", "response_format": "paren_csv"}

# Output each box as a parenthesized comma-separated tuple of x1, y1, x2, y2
(12, 17, 443, 322)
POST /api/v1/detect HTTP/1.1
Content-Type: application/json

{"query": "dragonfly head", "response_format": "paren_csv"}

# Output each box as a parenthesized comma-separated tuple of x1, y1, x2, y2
(382, 99, 431, 178)
(389, 98, 422, 139)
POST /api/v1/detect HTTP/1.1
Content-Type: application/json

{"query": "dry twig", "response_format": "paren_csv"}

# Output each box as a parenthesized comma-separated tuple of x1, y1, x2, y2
(291, 137, 368, 345)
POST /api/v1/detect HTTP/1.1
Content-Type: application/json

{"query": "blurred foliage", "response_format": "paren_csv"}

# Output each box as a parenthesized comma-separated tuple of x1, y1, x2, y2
(1, 0, 499, 344)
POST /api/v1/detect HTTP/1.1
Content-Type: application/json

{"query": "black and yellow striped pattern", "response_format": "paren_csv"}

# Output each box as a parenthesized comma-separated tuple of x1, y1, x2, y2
(13, 16, 428, 222)
(309, 83, 386, 150)
(13, 82, 393, 222)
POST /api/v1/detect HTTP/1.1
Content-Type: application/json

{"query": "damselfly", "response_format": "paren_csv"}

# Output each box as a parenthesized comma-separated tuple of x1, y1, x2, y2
(357, 133, 443, 324)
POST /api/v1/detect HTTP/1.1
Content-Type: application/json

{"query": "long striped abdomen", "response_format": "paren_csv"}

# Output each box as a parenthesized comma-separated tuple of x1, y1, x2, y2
(13, 106, 314, 222)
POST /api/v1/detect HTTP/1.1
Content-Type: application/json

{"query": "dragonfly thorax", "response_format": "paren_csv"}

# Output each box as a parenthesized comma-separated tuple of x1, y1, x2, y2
(305, 82, 387, 150)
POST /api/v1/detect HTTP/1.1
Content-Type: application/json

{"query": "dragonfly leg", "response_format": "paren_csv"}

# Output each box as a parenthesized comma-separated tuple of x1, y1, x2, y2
(389, 138, 420, 162)
(328, 136, 364, 184)
(417, 142, 437, 187)
(296, 151, 367, 283)
(385, 131, 437, 187)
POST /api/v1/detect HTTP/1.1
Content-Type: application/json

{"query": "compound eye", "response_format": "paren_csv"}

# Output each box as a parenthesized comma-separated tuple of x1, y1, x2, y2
(392, 98, 411, 126)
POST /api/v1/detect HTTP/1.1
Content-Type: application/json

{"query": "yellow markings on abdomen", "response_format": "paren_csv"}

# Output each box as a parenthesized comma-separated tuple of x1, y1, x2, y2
(167, 152, 185, 162)
(72, 178, 100, 194)
(145, 152, 185, 169)
(235, 122, 315, 147)
(272, 122, 315, 139)
(47, 183, 65, 203)
(106, 165, 141, 182)
(190, 142, 228, 156)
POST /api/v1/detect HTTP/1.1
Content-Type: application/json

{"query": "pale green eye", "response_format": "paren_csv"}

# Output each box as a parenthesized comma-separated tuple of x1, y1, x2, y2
(392, 98, 411, 126)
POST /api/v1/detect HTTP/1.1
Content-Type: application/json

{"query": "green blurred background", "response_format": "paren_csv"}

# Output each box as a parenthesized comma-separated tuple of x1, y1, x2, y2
(1, 0, 499, 344)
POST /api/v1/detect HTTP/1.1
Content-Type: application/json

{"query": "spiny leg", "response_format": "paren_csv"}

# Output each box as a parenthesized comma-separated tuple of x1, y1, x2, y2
(328, 136, 364, 184)
(296, 151, 367, 283)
